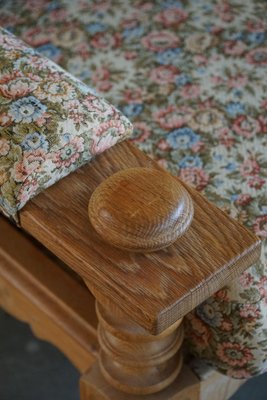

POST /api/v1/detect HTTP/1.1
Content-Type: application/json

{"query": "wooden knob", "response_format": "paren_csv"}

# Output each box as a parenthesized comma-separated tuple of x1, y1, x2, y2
(88, 168, 194, 252)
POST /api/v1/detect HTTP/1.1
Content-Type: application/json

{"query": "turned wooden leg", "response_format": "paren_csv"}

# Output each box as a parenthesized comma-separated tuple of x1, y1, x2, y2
(80, 301, 200, 400)
(96, 301, 183, 395)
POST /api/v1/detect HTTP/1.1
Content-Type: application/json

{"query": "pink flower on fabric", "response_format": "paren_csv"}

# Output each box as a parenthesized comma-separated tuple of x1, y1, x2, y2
(91, 32, 121, 49)
(22, 27, 51, 47)
(234, 194, 252, 206)
(0, 70, 23, 85)
(94, 120, 125, 137)
(233, 115, 261, 138)
(0, 113, 12, 127)
(240, 159, 260, 177)
(239, 271, 254, 288)
(154, 8, 188, 27)
(13, 150, 47, 183)
(92, 67, 110, 83)
(123, 88, 143, 104)
(218, 128, 235, 149)
(92, 0, 111, 12)
(0, 139, 10, 156)
(246, 48, 267, 66)
(91, 120, 126, 155)
(97, 81, 112, 92)
(124, 51, 138, 60)
(53, 137, 84, 168)
(181, 84, 201, 99)
(0, 79, 37, 99)
(91, 133, 119, 155)
(216, 342, 254, 367)
(49, 8, 68, 22)
(240, 304, 260, 320)
(141, 31, 180, 52)
(227, 74, 248, 88)
(17, 177, 39, 205)
(131, 122, 152, 143)
(150, 65, 179, 84)
(258, 277, 267, 305)
(153, 105, 192, 130)
(246, 19, 266, 33)
(221, 320, 233, 332)
(24, 0, 49, 11)
(215, 1, 234, 22)
(76, 42, 91, 60)
(248, 176, 265, 189)
(179, 167, 209, 191)
(253, 215, 267, 238)
(258, 115, 267, 133)
(211, 75, 224, 85)
(224, 40, 247, 56)
(157, 138, 170, 150)
(186, 314, 211, 349)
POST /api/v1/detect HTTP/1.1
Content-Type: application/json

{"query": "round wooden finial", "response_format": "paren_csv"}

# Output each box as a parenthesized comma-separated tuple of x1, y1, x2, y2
(88, 168, 194, 252)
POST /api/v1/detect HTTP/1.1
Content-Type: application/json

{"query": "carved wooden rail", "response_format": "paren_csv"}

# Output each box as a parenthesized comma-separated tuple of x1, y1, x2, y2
(18, 141, 260, 399)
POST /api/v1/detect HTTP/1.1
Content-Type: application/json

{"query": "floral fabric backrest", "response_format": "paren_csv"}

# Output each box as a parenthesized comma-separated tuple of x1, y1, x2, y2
(0, 28, 132, 222)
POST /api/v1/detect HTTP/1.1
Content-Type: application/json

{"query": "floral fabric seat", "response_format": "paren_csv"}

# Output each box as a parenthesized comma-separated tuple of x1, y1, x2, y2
(1, 0, 267, 378)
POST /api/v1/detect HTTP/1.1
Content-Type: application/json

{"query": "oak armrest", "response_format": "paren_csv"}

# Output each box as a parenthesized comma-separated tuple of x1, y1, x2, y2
(19, 140, 261, 335)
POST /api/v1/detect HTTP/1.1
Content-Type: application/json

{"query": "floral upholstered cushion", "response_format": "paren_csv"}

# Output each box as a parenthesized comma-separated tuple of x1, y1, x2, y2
(0, 28, 132, 221)
(1, 0, 267, 379)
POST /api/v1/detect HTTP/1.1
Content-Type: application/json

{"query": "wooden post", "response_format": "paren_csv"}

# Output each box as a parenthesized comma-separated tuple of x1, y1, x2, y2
(96, 301, 184, 395)
(85, 167, 192, 396)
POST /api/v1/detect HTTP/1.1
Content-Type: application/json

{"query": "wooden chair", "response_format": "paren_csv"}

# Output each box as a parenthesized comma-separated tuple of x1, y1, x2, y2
(0, 140, 261, 400)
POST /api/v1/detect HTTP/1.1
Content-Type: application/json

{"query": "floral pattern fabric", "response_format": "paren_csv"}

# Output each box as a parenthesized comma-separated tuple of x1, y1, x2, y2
(0, 28, 132, 221)
(1, 0, 267, 378)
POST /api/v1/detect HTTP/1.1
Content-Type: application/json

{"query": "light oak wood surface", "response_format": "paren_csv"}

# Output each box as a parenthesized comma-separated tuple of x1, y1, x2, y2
(0, 216, 98, 372)
(20, 141, 261, 335)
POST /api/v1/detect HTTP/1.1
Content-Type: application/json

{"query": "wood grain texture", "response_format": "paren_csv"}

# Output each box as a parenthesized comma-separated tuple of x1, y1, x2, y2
(0, 216, 98, 372)
(80, 361, 243, 400)
(96, 301, 184, 394)
(20, 141, 261, 334)
(80, 362, 200, 400)
(89, 167, 194, 252)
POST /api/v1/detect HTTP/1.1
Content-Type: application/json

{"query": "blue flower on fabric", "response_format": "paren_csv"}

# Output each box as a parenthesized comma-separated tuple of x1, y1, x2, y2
(122, 103, 144, 117)
(21, 132, 49, 151)
(175, 73, 191, 86)
(229, 32, 244, 41)
(46, 1, 61, 11)
(247, 32, 266, 44)
(156, 48, 182, 65)
(167, 127, 200, 149)
(225, 162, 237, 171)
(123, 26, 144, 40)
(36, 43, 61, 60)
(196, 299, 223, 327)
(231, 194, 239, 201)
(226, 102, 245, 116)
(86, 22, 107, 34)
(179, 155, 202, 168)
(161, 0, 183, 9)
(8, 96, 47, 123)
